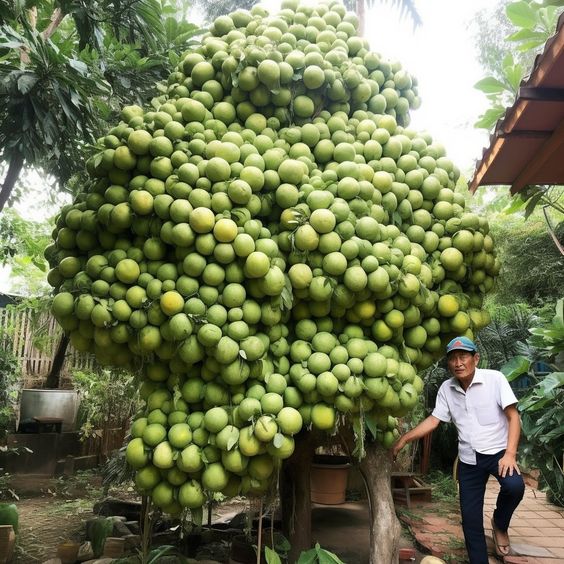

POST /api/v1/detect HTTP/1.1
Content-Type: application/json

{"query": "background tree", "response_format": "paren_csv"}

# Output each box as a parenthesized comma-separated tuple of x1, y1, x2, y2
(0, 0, 199, 212)
(487, 217, 564, 308)
(0, 207, 52, 295)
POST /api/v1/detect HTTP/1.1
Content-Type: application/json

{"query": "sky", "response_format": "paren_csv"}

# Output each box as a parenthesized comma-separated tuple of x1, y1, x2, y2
(361, 0, 494, 175)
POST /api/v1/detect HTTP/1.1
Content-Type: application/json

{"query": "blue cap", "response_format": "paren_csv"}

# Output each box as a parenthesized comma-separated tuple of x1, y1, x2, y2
(446, 336, 477, 354)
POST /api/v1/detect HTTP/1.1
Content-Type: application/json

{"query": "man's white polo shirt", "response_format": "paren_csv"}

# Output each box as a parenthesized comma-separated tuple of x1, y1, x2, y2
(432, 368, 518, 465)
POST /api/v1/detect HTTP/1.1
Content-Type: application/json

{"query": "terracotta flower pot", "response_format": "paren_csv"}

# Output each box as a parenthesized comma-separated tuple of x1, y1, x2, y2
(0, 525, 15, 564)
(103, 537, 125, 558)
(310, 455, 351, 505)
(56, 541, 80, 564)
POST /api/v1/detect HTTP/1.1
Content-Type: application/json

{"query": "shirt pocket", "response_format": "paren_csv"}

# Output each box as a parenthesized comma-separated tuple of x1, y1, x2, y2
(474, 405, 498, 425)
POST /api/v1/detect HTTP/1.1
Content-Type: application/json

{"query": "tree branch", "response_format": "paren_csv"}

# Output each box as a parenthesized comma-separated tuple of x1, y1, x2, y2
(41, 8, 65, 42)
(28, 6, 38, 29)
(543, 205, 564, 256)
(0, 153, 25, 212)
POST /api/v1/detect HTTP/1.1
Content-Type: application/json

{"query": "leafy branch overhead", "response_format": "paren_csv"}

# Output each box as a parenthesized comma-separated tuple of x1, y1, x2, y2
(0, 0, 200, 212)
(474, 0, 564, 131)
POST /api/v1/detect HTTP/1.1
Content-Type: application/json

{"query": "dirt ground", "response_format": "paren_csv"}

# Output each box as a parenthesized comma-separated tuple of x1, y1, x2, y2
(6, 472, 250, 563)
(5, 473, 102, 563)
(5, 471, 428, 564)
(15, 496, 94, 563)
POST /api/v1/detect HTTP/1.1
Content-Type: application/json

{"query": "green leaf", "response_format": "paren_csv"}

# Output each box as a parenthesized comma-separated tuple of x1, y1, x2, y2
(227, 434, 238, 451)
(539, 5, 561, 31)
(68, 58, 88, 75)
(524, 189, 546, 218)
(555, 298, 564, 325)
(273, 432, 284, 448)
(364, 412, 378, 439)
(502, 52, 515, 71)
(500, 355, 531, 381)
(16, 73, 38, 94)
(90, 517, 114, 557)
(474, 107, 506, 130)
(505, 64, 524, 92)
(506, 1, 538, 29)
(506, 28, 548, 42)
(474, 77, 507, 94)
(147, 545, 177, 564)
(539, 372, 564, 393)
(297, 548, 318, 564)
(520, 40, 549, 56)
(315, 543, 345, 564)
(265, 546, 282, 564)
(191, 506, 203, 527)
(168, 51, 179, 66)
(502, 195, 527, 215)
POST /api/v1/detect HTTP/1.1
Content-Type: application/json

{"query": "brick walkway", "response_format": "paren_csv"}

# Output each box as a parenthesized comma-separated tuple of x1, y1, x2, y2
(400, 478, 564, 563)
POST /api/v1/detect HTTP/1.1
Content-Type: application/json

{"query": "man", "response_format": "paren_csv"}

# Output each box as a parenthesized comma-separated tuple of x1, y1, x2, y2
(392, 336, 525, 563)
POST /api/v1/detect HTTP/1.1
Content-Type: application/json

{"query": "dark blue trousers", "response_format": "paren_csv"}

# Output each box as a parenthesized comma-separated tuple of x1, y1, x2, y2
(458, 450, 525, 564)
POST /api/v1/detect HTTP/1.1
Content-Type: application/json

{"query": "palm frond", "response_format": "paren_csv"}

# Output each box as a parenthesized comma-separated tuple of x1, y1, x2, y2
(476, 305, 539, 369)
(102, 445, 135, 488)
(363, 0, 422, 28)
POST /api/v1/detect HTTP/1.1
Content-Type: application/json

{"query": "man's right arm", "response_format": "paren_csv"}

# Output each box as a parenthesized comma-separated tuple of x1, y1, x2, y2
(391, 415, 441, 459)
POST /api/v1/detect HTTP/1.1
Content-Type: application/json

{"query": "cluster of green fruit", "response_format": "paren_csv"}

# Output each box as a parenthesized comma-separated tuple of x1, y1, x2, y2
(46, 0, 497, 515)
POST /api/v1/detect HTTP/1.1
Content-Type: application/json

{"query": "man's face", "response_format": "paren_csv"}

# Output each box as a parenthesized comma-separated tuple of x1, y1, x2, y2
(447, 350, 480, 384)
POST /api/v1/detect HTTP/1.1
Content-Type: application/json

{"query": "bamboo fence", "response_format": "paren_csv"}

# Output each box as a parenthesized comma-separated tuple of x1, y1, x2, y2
(0, 306, 94, 385)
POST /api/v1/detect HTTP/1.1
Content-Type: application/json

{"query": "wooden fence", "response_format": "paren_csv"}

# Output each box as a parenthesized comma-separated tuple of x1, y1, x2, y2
(0, 306, 94, 387)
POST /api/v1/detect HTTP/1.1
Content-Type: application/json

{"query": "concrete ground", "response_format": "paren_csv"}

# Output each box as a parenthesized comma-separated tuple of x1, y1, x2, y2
(311, 501, 426, 563)
(398, 477, 564, 564)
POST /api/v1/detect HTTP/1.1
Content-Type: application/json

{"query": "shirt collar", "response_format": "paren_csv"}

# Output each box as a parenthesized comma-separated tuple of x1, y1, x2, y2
(449, 369, 483, 393)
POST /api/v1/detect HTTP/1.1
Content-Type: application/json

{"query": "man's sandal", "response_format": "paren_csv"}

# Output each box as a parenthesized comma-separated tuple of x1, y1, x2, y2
(491, 517, 511, 558)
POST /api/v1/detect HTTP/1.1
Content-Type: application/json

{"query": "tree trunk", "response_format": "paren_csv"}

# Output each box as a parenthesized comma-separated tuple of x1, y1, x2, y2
(280, 429, 401, 563)
(0, 153, 24, 212)
(280, 431, 317, 562)
(359, 441, 401, 564)
(356, 0, 366, 37)
(45, 334, 70, 389)
(337, 428, 401, 563)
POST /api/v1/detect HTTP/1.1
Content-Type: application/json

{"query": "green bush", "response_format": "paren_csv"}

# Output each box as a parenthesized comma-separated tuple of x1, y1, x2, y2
(502, 299, 564, 507)
(0, 344, 20, 437)
(73, 367, 140, 439)
(488, 218, 564, 308)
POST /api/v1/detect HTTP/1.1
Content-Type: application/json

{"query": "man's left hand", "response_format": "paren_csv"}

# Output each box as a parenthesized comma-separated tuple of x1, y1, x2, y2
(498, 452, 520, 478)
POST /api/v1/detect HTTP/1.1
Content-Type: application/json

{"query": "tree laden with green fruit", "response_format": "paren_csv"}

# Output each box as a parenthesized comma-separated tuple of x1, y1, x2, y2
(45, 0, 498, 561)
(0, 0, 199, 212)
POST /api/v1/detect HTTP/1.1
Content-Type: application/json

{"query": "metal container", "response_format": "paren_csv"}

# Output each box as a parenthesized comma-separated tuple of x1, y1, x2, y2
(19, 389, 80, 432)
